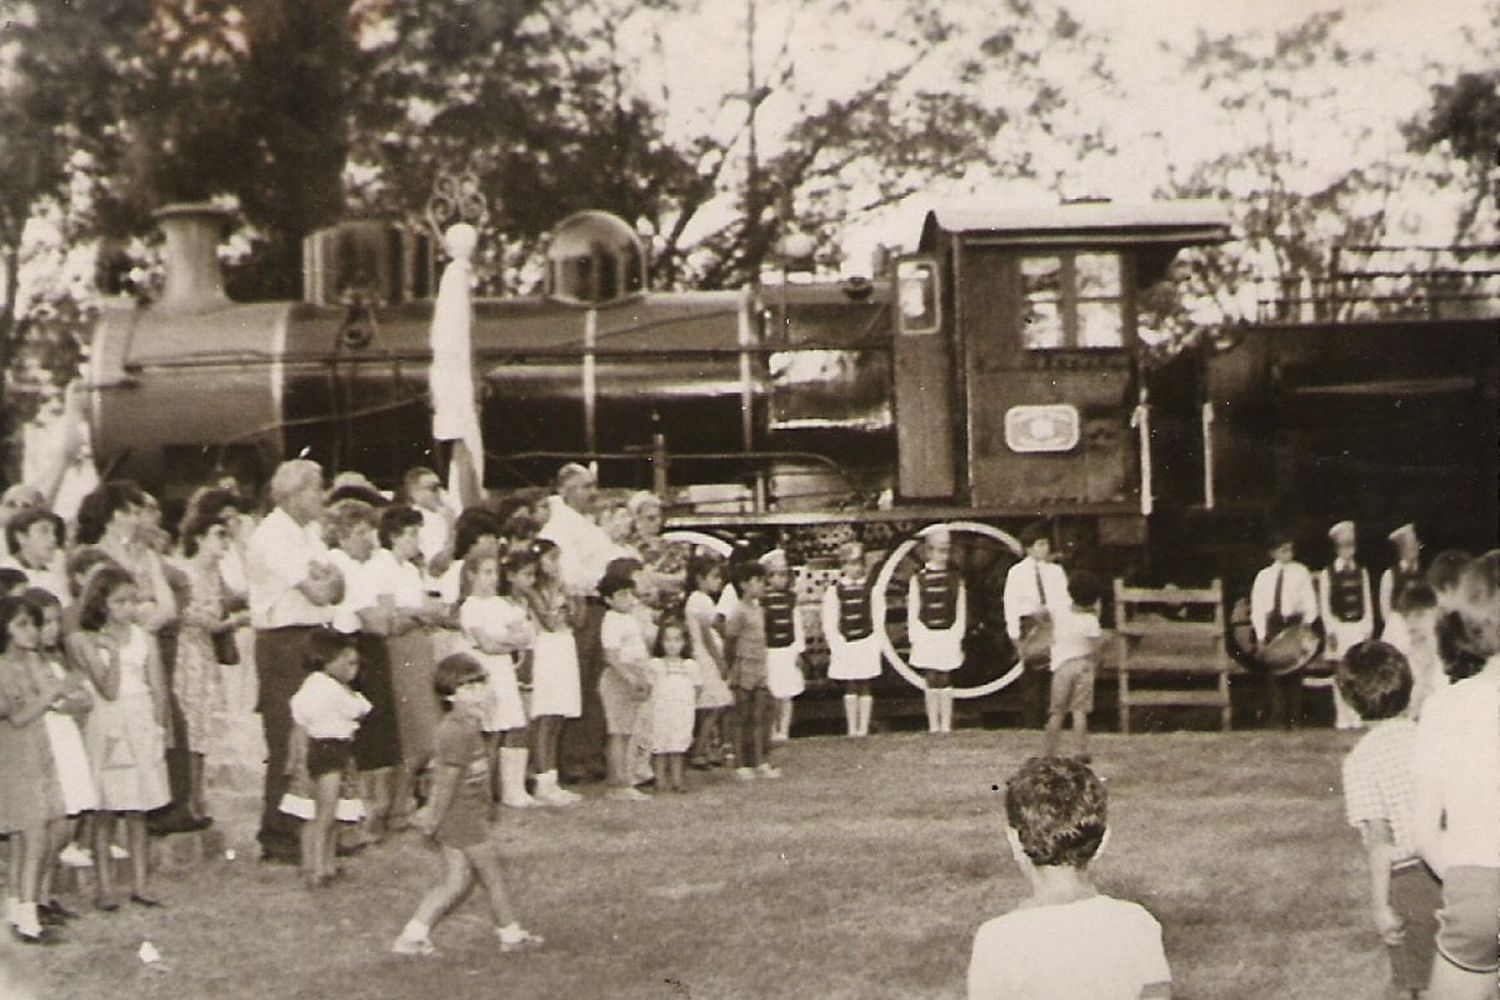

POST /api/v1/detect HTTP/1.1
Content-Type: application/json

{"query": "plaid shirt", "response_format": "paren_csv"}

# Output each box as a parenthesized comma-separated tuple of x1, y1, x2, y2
(1342, 717, 1419, 863)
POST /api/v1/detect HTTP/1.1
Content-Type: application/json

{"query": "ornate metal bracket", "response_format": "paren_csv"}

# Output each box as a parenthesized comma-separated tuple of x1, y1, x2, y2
(425, 170, 491, 246)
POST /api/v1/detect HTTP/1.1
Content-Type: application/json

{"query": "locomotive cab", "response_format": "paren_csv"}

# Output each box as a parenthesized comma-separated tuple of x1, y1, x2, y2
(893, 202, 1230, 545)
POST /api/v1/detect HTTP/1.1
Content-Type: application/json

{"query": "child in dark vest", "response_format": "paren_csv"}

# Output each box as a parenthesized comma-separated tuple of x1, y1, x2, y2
(1379, 523, 1424, 626)
(822, 542, 880, 737)
(907, 528, 965, 734)
(758, 550, 804, 744)
(1319, 520, 1373, 730)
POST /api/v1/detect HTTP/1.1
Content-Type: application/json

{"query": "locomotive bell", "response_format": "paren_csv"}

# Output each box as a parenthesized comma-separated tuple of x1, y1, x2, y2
(545, 210, 646, 307)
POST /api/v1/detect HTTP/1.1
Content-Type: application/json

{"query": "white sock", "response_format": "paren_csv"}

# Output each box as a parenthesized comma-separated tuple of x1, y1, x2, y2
(924, 688, 940, 732)
(3, 895, 17, 926)
(400, 918, 430, 942)
(940, 688, 955, 732)
(497, 921, 524, 942)
(857, 694, 873, 736)
(13, 901, 40, 936)
(842, 694, 859, 736)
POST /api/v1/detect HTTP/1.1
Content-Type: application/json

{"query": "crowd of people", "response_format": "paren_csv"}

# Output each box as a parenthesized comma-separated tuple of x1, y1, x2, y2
(0, 455, 1495, 998)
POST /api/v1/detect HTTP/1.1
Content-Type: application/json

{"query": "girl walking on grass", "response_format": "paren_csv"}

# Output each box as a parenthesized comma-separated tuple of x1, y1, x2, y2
(65, 566, 171, 911)
(647, 619, 700, 793)
(392, 653, 544, 957)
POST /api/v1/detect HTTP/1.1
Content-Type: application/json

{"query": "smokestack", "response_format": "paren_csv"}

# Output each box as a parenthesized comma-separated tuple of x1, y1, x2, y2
(152, 202, 230, 313)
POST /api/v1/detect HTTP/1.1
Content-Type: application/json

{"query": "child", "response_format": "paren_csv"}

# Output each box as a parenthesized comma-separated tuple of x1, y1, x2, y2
(458, 549, 537, 809)
(1411, 550, 1500, 998)
(968, 757, 1171, 1000)
(1379, 523, 1424, 625)
(1249, 529, 1320, 728)
(599, 571, 652, 801)
(683, 555, 734, 767)
(66, 566, 171, 911)
(724, 562, 778, 780)
(1043, 570, 1104, 760)
(1381, 582, 1447, 719)
(1426, 549, 1486, 683)
(1319, 520, 1373, 730)
(522, 539, 582, 806)
(0, 595, 92, 943)
(908, 528, 966, 734)
(392, 653, 544, 957)
(821, 542, 880, 737)
(26, 588, 97, 928)
(1337, 640, 1440, 998)
(759, 550, 805, 744)
(286, 629, 369, 888)
(647, 618, 700, 793)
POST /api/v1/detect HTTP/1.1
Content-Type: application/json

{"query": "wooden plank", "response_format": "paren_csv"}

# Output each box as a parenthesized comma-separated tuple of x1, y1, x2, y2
(1114, 581, 1223, 605)
(1121, 689, 1230, 708)
(1116, 621, 1223, 640)
(1107, 655, 1233, 674)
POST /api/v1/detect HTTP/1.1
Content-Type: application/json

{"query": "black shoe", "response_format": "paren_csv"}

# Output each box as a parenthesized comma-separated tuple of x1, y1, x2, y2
(38, 900, 76, 925)
(129, 892, 164, 909)
(147, 811, 198, 837)
(258, 843, 301, 866)
(334, 842, 364, 859)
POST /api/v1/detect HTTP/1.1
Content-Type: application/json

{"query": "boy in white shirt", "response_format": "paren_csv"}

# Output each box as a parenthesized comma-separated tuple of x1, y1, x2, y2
(1250, 529, 1320, 728)
(968, 757, 1171, 1000)
(1043, 570, 1103, 760)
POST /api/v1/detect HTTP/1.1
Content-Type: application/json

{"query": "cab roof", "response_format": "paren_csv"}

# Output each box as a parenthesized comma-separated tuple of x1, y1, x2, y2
(919, 200, 1232, 252)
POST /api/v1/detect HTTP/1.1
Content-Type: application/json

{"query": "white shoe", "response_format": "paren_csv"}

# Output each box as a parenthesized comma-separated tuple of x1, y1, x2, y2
(606, 786, 651, 802)
(391, 935, 438, 957)
(533, 786, 575, 808)
(497, 927, 545, 953)
(109, 844, 130, 860)
(755, 763, 782, 780)
(733, 767, 757, 782)
(501, 793, 537, 809)
(554, 787, 582, 803)
(59, 843, 94, 868)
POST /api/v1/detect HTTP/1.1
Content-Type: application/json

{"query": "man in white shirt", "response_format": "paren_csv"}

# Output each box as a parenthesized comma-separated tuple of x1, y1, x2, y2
(1411, 552, 1500, 996)
(1004, 522, 1071, 728)
(537, 463, 615, 783)
(402, 466, 455, 572)
(246, 459, 343, 862)
(1250, 530, 1320, 728)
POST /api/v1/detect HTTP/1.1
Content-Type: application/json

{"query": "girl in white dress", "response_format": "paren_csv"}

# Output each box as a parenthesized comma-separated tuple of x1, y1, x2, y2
(822, 542, 882, 737)
(522, 539, 581, 806)
(458, 549, 536, 808)
(66, 566, 171, 910)
(647, 619, 700, 793)
(684, 555, 734, 767)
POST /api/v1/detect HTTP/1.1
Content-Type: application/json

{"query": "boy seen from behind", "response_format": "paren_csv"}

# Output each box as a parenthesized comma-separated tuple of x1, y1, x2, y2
(1336, 640, 1440, 999)
(968, 757, 1171, 1000)
(1043, 569, 1104, 760)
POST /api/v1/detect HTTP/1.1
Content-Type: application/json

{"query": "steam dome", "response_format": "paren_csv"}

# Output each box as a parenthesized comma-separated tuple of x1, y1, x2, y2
(545, 210, 646, 307)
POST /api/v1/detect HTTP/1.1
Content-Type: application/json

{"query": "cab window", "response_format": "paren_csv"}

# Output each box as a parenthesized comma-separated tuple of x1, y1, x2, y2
(1020, 252, 1124, 350)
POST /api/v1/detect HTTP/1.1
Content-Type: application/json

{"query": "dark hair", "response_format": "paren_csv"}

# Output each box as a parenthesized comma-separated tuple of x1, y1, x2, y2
(20, 586, 61, 616)
(434, 651, 487, 702)
(325, 498, 379, 543)
(500, 511, 539, 545)
(686, 554, 725, 594)
(453, 507, 503, 562)
(1019, 521, 1049, 549)
(1394, 580, 1438, 615)
(498, 549, 537, 596)
(1069, 569, 1104, 608)
(5, 507, 63, 555)
(181, 487, 243, 532)
(403, 466, 440, 496)
(304, 627, 356, 674)
(598, 572, 636, 600)
(1004, 756, 1108, 869)
(459, 547, 499, 602)
(653, 615, 692, 658)
(605, 556, 642, 580)
(378, 504, 425, 549)
(74, 480, 147, 545)
(76, 565, 137, 632)
(65, 547, 121, 598)
(1427, 549, 1475, 594)
(0, 567, 29, 596)
(731, 561, 766, 587)
(1335, 641, 1413, 720)
(180, 513, 228, 558)
(0, 594, 41, 653)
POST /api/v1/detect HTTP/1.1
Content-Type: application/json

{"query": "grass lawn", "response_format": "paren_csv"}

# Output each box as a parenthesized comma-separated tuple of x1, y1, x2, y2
(2, 728, 1390, 1000)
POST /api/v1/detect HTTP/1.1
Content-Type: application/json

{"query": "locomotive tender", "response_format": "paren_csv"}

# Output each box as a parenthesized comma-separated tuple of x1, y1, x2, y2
(88, 201, 1499, 699)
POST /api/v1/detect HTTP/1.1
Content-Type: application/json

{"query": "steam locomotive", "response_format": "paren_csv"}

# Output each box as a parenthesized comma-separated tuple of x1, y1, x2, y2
(87, 201, 1499, 703)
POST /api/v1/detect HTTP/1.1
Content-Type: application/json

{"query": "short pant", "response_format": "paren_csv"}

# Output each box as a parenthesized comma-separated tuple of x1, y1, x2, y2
(599, 669, 644, 736)
(307, 737, 352, 778)
(1386, 859, 1442, 990)
(1434, 865, 1500, 974)
(1048, 657, 1095, 714)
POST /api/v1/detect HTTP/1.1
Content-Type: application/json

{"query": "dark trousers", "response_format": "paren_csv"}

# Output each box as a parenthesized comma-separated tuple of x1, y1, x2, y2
(155, 630, 194, 820)
(256, 626, 317, 855)
(1265, 671, 1304, 729)
(1387, 861, 1442, 992)
(559, 601, 607, 782)
(1019, 665, 1049, 729)
(734, 687, 772, 767)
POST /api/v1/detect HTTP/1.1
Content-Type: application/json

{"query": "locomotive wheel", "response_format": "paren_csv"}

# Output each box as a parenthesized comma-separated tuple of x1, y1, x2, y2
(871, 521, 1025, 699)
(661, 530, 733, 558)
